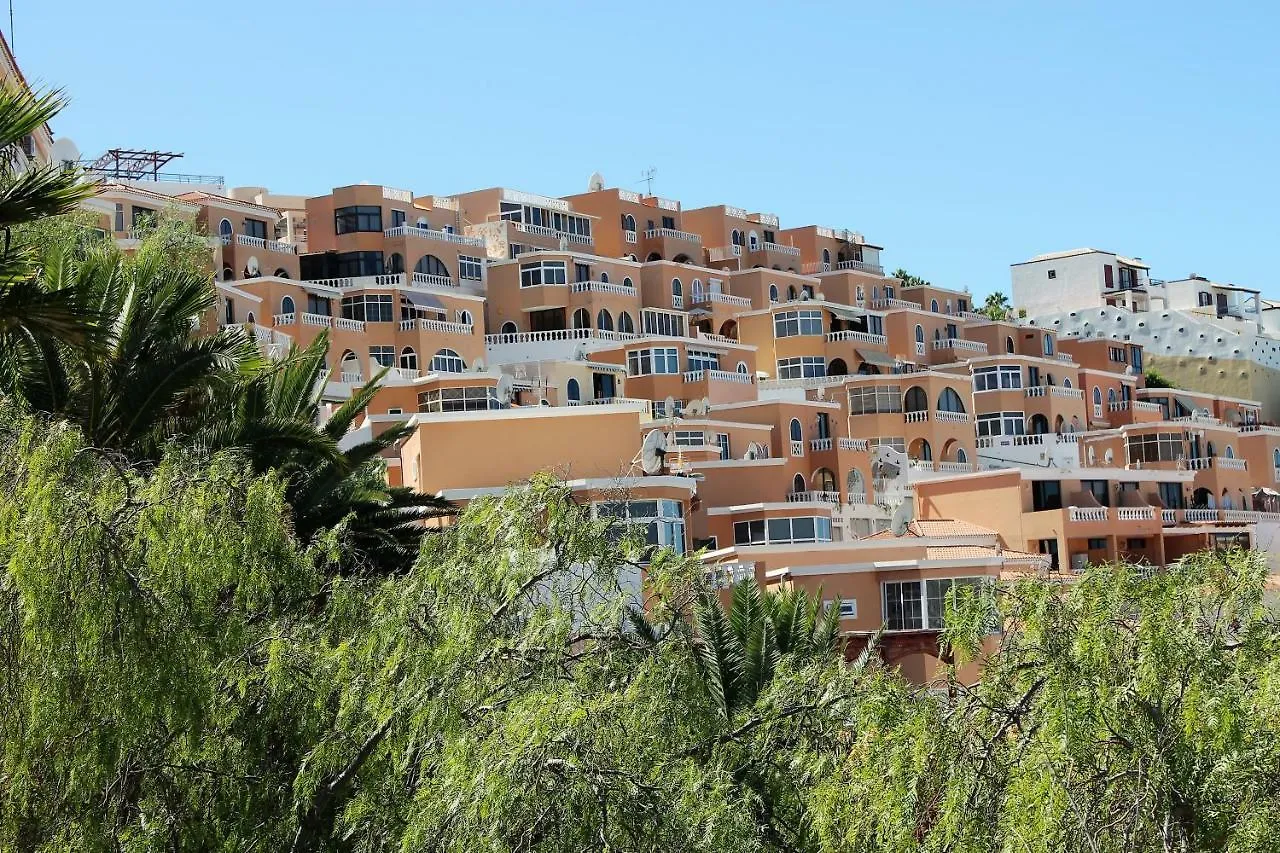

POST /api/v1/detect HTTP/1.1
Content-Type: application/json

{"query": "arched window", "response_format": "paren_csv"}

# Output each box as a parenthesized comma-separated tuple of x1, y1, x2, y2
(622, 214, 636, 232)
(1107, 388, 1117, 404)
(646, 252, 662, 262)
(1225, 445, 1235, 459)
(1273, 448, 1279, 468)
(813, 468, 837, 492)
(787, 285, 797, 300)
(1005, 335, 1015, 354)
(622, 276, 633, 290)
(691, 279, 703, 302)
(904, 386, 928, 412)
(671, 278, 682, 297)
(791, 473, 806, 494)
(566, 378, 581, 402)
(388, 252, 405, 274)
(457, 309, 473, 326)
(339, 350, 361, 380)
(246, 312, 255, 324)
(955, 448, 968, 464)
(822, 248, 831, 266)
(618, 312, 635, 334)
(572, 308, 591, 329)
(596, 309, 613, 331)
(414, 255, 450, 277)
(599, 271, 609, 283)
(281, 295, 295, 315)
(222, 267, 235, 281)
(400, 347, 417, 371)
(431, 348, 465, 373)
(274, 268, 290, 278)
(736, 361, 749, 374)
(937, 387, 966, 413)
(731, 229, 744, 247)
(1063, 377, 1072, 389)
(218, 218, 233, 238)
(1093, 387, 1103, 413)
(930, 299, 939, 313)
(769, 284, 779, 302)
(1043, 335, 1054, 356)
(500, 321, 518, 335)
(789, 418, 803, 443)
(916, 440, 932, 461)
(915, 324, 924, 343)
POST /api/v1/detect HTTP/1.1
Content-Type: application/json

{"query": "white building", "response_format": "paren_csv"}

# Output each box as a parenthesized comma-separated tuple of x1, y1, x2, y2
(1010, 248, 1156, 316)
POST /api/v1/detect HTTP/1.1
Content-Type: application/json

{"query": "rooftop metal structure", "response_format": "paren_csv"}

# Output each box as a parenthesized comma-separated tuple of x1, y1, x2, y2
(81, 148, 224, 188)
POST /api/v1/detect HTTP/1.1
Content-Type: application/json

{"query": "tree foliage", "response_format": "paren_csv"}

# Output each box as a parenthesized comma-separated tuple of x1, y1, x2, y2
(891, 268, 931, 289)
(979, 290, 1012, 320)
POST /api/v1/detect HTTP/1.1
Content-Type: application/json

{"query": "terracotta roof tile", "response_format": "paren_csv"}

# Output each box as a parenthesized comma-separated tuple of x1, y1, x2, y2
(909, 519, 995, 537)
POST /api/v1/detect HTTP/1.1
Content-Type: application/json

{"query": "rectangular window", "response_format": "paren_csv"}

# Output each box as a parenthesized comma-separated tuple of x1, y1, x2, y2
(1126, 432, 1184, 464)
(976, 411, 1025, 437)
(1037, 538, 1059, 571)
(640, 309, 686, 338)
(1104, 264, 1114, 288)
(416, 386, 500, 413)
(341, 293, 395, 323)
(1087, 537, 1107, 550)
(334, 205, 383, 234)
(1032, 480, 1062, 511)
(599, 500, 684, 557)
(1159, 482, 1184, 510)
(824, 599, 857, 619)
(848, 384, 903, 415)
(870, 436, 906, 453)
(735, 516, 831, 546)
(672, 430, 706, 447)
(306, 294, 331, 316)
(687, 349, 720, 373)
(885, 577, 989, 631)
(369, 346, 395, 367)
(1082, 480, 1110, 507)
(243, 218, 268, 239)
(114, 203, 125, 232)
(334, 251, 384, 277)
(973, 366, 1021, 392)
(776, 357, 826, 379)
(716, 433, 730, 460)
(1126, 538, 1147, 549)
(574, 262, 591, 283)
(626, 347, 679, 377)
(773, 309, 824, 338)
(458, 255, 484, 280)
(520, 260, 568, 287)
(1109, 346, 1128, 364)
(957, 298, 969, 312)
(1131, 347, 1143, 371)
(867, 315, 884, 336)
(391, 209, 406, 227)
(1047, 269, 1056, 280)
(661, 215, 676, 230)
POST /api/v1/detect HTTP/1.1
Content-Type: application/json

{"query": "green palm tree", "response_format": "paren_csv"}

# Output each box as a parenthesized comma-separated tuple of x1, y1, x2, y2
(0, 86, 102, 394)
(202, 331, 453, 575)
(692, 579, 847, 721)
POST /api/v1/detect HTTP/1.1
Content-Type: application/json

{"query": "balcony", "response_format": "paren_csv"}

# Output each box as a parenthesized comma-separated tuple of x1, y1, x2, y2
(691, 291, 752, 308)
(272, 312, 296, 326)
(384, 224, 485, 247)
(932, 337, 988, 353)
(682, 369, 753, 384)
(340, 372, 363, 384)
(707, 246, 743, 262)
(335, 317, 365, 332)
(1108, 400, 1163, 413)
(1025, 386, 1084, 400)
(1068, 506, 1108, 522)
(623, 230, 637, 244)
(835, 259, 885, 275)
(484, 328, 639, 345)
(933, 411, 971, 424)
(826, 330, 888, 345)
(753, 241, 800, 257)
(400, 318, 474, 335)
(232, 234, 299, 254)
(935, 461, 977, 474)
(514, 222, 593, 245)
(810, 438, 832, 452)
(870, 297, 918, 310)
(838, 437, 869, 451)
(305, 273, 460, 290)
(1115, 507, 1156, 521)
(790, 439, 805, 457)
(904, 410, 929, 424)
(1178, 457, 1247, 472)
(566, 397, 651, 408)
(785, 490, 841, 505)
(571, 280, 637, 296)
(644, 227, 701, 243)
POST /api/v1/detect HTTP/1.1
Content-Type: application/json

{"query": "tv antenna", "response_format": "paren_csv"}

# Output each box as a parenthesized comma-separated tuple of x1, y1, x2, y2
(639, 167, 656, 195)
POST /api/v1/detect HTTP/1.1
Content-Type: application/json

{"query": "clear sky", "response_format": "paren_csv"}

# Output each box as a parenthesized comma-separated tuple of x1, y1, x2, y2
(13, 0, 1279, 301)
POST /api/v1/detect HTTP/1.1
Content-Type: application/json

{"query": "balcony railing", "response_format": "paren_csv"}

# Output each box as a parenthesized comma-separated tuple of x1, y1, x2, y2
(932, 337, 988, 353)
(785, 490, 841, 505)
(933, 411, 970, 423)
(272, 312, 296, 326)
(412, 272, 462, 289)
(571, 280, 637, 296)
(691, 291, 752, 307)
(904, 410, 929, 424)
(1068, 506, 1108, 522)
(870, 297, 918, 310)
(753, 241, 800, 256)
(1162, 509, 1177, 525)
(1025, 386, 1084, 400)
(514, 222, 593, 244)
(302, 312, 333, 327)
(826, 330, 887, 345)
(1055, 353, 1076, 363)
(810, 438, 832, 452)
(305, 273, 418, 290)
(383, 224, 485, 247)
(644, 227, 701, 243)
(1178, 456, 1247, 472)
(1116, 507, 1156, 521)
(1218, 457, 1248, 471)
(484, 328, 639, 345)
(231, 233, 299, 254)
(335, 317, 365, 332)
(566, 397, 651, 407)
(790, 439, 805, 457)
(935, 461, 977, 473)
(623, 230, 637, 244)
(400, 318, 474, 335)
(835, 259, 885, 275)
(846, 491, 868, 504)
(838, 437, 869, 451)
(800, 262, 833, 274)
(1183, 508, 1219, 523)
(340, 372, 363, 384)
(708, 245, 743, 262)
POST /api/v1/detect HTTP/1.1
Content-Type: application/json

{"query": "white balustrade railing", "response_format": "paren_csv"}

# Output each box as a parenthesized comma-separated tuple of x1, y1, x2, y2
(567, 397, 651, 407)
(786, 490, 841, 504)
(383, 225, 484, 246)
(935, 461, 976, 473)
(340, 372, 364, 384)
(1055, 353, 1076, 363)
(1068, 506, 1109, 522)
(1217, 457, 1248, 471)
(671, 294, 684, 309)
(810, 438, 832, 452)
(1116, 507, 1155, 521)
(697, 332, 735, 344)
(846, 491, 868, 504)
(334, 317, 365, 331)
(1178, 457, 1213, 471)
(644, 227, 701, 242)
(272, 312, 296, 326)
(571, 280, 637, 296)
(411, 272, 460, 289)
(835, 259, 885, 275)
(705, 369, 752, 384)
(870, 297, 917, 310)
(691, 291, 752, 307)
(484, 329, 639, 345)
(707, 246, 743, 261)
(302, 313, 332, 327)
(909, 459, 935, 471)
(400, 318, 473, 335)
(838, 438, 869, 451)
(1183, 509, 1219, 523)
(932, 337, 988, 353)
(826, 330, 887, 345)
(235, 234, 266, 249)
(934, 411, 970, 423)
(1162, 509, 1177, 525)
(1223, 509, 1261, 522)
(756, 241, 800, 256)
(790, 440, 805, 457)
(514, 222, 592, 244)
(623, 230, 637, 244)
(904, 410, 929, 424)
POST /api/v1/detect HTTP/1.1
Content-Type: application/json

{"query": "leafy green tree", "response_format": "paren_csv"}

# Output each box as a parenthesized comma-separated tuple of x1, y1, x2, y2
(980, 290, 1012, 320)
(1145, 368, 1174, 388)
(891, 268, 931, 288)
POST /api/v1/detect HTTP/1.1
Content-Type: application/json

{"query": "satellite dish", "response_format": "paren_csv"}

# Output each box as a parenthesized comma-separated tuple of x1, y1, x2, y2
(815, 386, 826, 400)
(639, 429, 668, 474)
(703, 431, 715, 446)
(495, 374, 513, 405)
(472, 357, 486, 371)
(572, 344, 589, 361)
(588, 171, 605, 192)
(1198, 408, 1212, 418)
(889, 497, 915, 537)
(743, 441, 767, 460)
(51, 137, 81, 164)
(663, 395, 677, 420)
(1104, 449, 1114, 464)
(685, 399, 705, 417)
(800, 290, 811, 301)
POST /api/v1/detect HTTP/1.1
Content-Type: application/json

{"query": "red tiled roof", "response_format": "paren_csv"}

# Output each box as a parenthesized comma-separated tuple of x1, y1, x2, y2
(909, 519, 995, 537)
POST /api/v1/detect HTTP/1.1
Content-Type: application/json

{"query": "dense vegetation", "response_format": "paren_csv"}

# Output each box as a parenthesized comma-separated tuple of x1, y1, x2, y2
(3, 86, 1280, 851)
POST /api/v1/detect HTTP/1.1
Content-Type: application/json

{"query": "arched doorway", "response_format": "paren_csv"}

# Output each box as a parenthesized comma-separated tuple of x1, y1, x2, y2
(812, 467, 837, 493)
(828, 358, 848, 376)
(909, 437, 932, 461)
(1029, 414, 1050, 434)
(719, 319, 738, 340)
(572, 308, 591, 330)
(500, 321, 518, 335)
(596, 309, 613, 331)
(791, 473, 806, 494)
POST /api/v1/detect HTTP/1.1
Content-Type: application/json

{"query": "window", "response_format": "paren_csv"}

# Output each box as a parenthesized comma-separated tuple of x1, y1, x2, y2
(776, 357, 825, 379)
(687, 349, 719, 373)
(224, 298, 235, 325)
(976, 411, 1025, 437)
(574, 263, 591, 283)
(242, 218, 267, 240)
(849, 384, 903, 415)
(114, 203, 125, 232)
(1131, 347, 1142, 371)
(618, 312, 635, 334)
(1043, 335, 1054, 356)
(368, 346, 395, 368)
(280, 295, 295, 315)
(1126, 432, 1184, 464)
(431, 348, 466, 373)
(973, 366, 1022, 392)
(884, 577, 990, 631)
(456, 309, 473, 327)
(566, 378, 581, 402)
(1047, 269, 1056, 280)
(672, 430, 706, 446)
(1126, 538, 1147, 550)
(597, 500, 685, 556)
(1087, 538, 1107, 550)
(824, 599, 857, 619)
(334, 205, 383, 234)
(306, 294, 331, 316)
(641, 310, 686, 337)
(458, 255, 484, 280)
(1005, 336, 1015, 354)
(417, 386, 500, 412)
(671, 278, 682, 297)
(391, 209, 406, 227)
(595, 309, 613, 331)
(769, 284, 779, 302)
(734, 516, 832, 546)
(1108, 346, 1128, 364)
(572, 308, 591, 329)
(773, 309, 824, 337)
(716, 433, 731, 460)
(937, 387, 967, 413)
(1159, 481, 1184, 510)
(341, 293, 395, 322)
(1082, 480, 1110, 507)
(736, 361, 749, 374)
(335, 251, 384, 277)
(520, 260, 568, 287)
(1197, 291, 1213, 307)
(1032, 480, 1062, 511)
(626, 347, 679, 376)
(400, 347, 417, 371)
(131, 206, 156, 228)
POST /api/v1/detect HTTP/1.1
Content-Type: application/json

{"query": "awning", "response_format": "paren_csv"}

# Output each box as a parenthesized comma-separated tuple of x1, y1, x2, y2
(1255, 487, 1280, 498)
(856, 349, 898, 368)
(1174, 395, 1197, 416)
(403, 292, 445, 310)
(828, 305, 865, 321)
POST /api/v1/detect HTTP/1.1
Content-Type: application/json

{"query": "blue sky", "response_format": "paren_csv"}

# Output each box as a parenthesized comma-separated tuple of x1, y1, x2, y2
(14, 0, 1279, 301)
